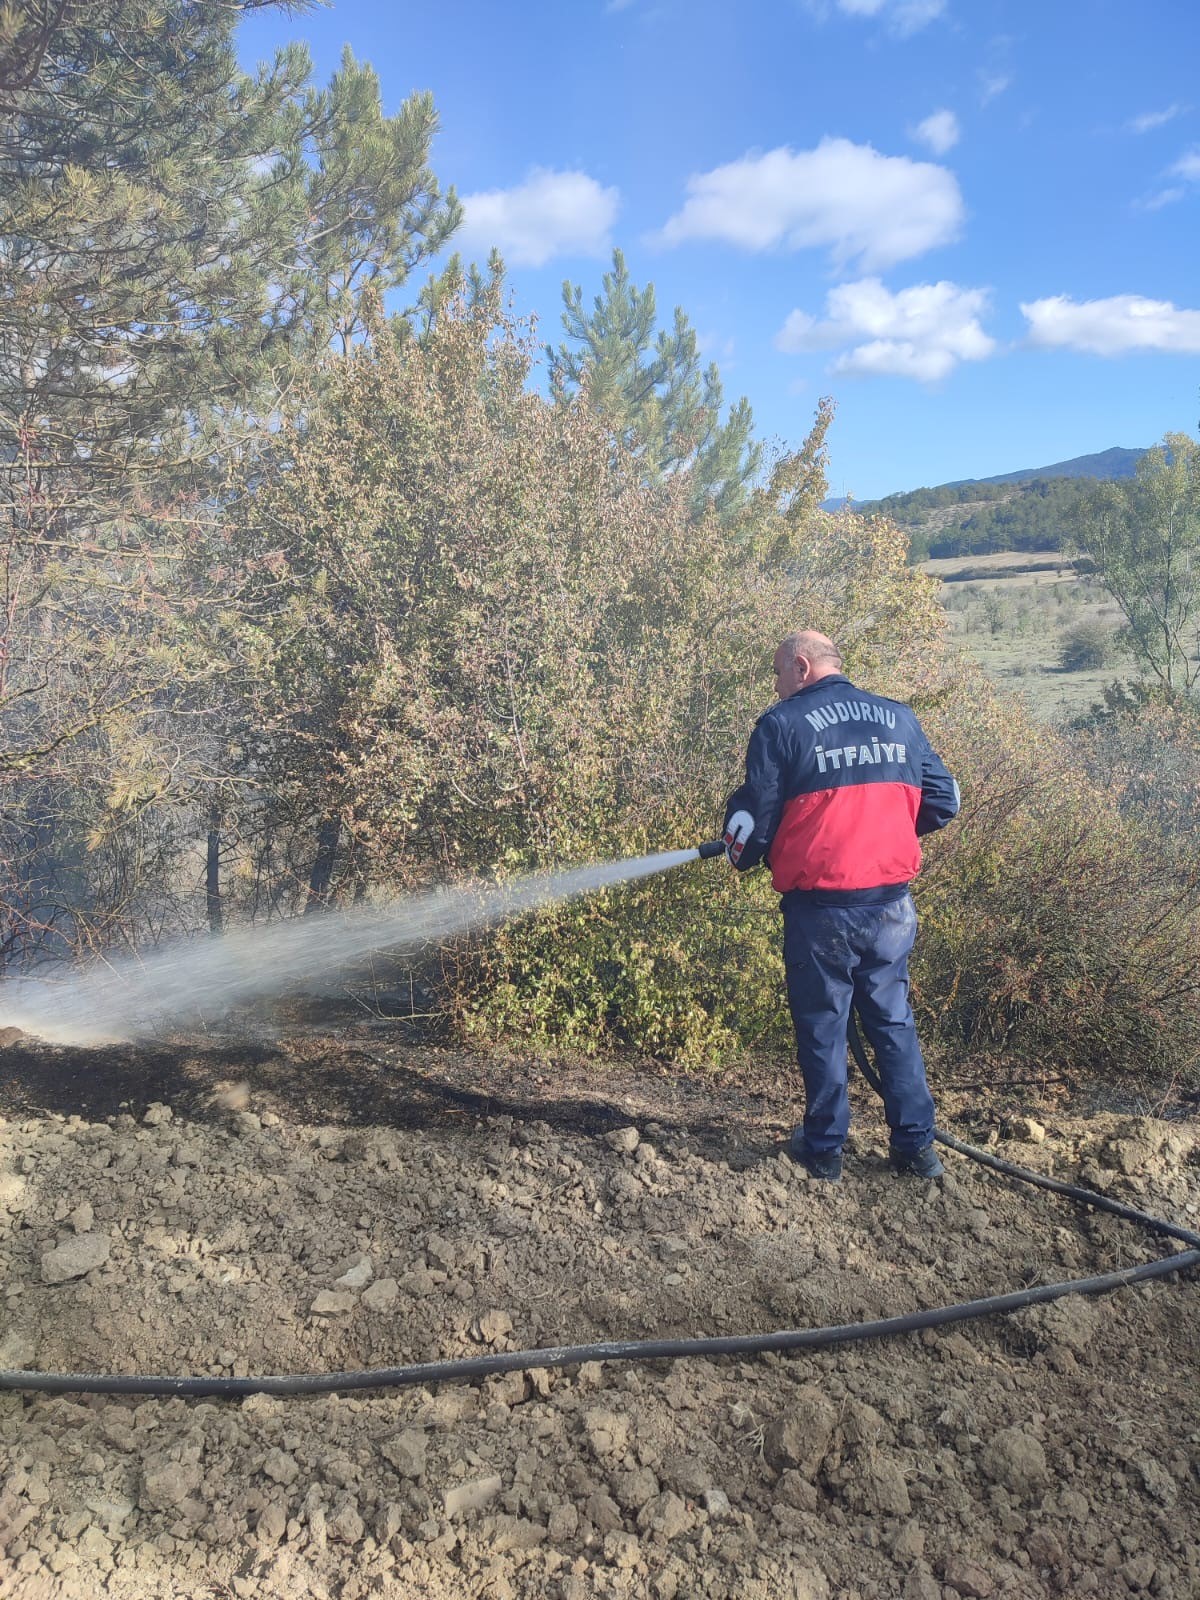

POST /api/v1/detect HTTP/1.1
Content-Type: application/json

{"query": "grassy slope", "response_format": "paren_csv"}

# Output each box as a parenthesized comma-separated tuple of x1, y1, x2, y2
(922, 550, 1135, 721)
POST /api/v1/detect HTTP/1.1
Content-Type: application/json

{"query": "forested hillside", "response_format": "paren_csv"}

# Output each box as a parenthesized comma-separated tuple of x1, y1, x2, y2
(893, 478, 1091, 559)
(858, 449, 1147, 560)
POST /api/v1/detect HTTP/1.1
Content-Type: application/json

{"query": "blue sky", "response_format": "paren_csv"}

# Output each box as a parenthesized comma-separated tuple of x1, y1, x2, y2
(237, 0, 1199, 501)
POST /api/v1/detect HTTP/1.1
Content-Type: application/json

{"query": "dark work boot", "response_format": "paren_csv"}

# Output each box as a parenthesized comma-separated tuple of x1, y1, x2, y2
(890, 1143, 944, 1179)
(788, 1134, 843, 1182)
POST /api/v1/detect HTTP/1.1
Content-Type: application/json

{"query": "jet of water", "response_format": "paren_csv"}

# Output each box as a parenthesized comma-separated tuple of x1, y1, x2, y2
(0, 847, 709, 1045)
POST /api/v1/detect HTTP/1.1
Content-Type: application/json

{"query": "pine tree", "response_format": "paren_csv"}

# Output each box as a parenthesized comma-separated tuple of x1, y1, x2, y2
(0, 0, 459, 954)
(547, 249, 761, 524)
(0, 1, 460, 523)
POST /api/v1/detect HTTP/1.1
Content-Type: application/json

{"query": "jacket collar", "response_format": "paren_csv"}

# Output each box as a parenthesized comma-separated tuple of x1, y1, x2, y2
(784, 673, 849, 701)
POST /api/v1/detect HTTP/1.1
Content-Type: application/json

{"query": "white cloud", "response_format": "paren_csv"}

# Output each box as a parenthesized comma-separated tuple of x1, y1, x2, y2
(816, 0, 947, 32)
(1021, 294, 1200, 356)
(458, 170, 619, 268)
(889, 0, 948, 32)
(979, 72, 1010, 104)
(1139, 186, 1187, 212)
(696, 330, 736, 364)
(656, 140, 963, 271)
(777, 278, 995, 381)
(1137, 147, 1200, 210)
(1128, 104, 1185, 134)
(911, 109, 960, 155)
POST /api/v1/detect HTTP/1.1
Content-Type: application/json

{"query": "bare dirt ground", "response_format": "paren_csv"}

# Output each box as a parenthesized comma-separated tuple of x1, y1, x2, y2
(1, 1023, 1198, 1600)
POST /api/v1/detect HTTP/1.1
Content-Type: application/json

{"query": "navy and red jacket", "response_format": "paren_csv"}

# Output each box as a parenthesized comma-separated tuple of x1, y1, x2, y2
(724, 674, 960, 905)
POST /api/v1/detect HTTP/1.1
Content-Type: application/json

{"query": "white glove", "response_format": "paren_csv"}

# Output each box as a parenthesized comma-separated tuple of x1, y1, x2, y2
(723, 809, 755, 865)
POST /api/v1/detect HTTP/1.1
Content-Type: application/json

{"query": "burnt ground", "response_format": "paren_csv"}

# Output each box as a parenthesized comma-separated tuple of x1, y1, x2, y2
(0, 1020, 1198, 1600)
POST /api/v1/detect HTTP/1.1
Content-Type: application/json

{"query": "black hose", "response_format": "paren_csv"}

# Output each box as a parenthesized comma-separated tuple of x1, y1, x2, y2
(1, 1021, 1195, 1398)
(846, 1014, 1200, 1250)
(934, 1128, 1200, 1247)
(2, 1249, 1195, 1398)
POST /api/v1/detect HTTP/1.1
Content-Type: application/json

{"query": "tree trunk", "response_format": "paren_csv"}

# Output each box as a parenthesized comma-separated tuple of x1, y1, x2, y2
(206, 807, 223, 936)
(305, 815, 342, 915)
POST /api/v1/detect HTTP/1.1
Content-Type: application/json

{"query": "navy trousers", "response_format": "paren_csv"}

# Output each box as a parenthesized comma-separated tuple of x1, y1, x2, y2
(782, 894, 935, 1156)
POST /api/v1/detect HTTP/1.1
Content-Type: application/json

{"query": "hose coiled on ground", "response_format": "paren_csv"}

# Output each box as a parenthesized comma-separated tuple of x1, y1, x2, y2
(1, 1021, 1195, 1398)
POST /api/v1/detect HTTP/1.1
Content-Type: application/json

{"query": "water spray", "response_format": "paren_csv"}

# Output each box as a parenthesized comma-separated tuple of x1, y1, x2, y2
(2, 836, 1197, 1401)
(0, 838, 730, 1046)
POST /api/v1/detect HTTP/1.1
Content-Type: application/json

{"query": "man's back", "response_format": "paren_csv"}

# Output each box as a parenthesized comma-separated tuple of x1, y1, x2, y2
(726, 673, 959, 899)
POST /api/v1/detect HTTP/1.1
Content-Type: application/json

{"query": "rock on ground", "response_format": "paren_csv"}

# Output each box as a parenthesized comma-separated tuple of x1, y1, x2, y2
(0, 1033, 1196, 1600)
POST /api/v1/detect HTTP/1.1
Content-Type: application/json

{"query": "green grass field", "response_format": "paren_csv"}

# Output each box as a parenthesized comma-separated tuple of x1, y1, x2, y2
(921, 550, 1135, 722)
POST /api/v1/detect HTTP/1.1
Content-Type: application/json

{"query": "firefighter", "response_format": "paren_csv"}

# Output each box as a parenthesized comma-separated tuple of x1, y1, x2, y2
(723, 630, 960, 1181)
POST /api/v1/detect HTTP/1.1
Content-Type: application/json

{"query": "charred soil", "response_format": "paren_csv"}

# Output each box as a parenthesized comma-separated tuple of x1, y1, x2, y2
(0, 1027, 1197, 1600)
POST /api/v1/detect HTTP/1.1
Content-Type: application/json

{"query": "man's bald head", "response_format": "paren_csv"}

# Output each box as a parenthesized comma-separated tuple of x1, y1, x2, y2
(773, 630, 843, 701)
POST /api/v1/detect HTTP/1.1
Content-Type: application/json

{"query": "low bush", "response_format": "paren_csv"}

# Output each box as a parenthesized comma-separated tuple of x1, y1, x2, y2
(1058, 619, 1119, 671)
(911, 674, 1200, 1086)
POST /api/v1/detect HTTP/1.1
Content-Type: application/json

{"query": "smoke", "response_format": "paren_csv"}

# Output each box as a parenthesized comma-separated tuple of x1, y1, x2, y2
(0, 849, 701, 1045)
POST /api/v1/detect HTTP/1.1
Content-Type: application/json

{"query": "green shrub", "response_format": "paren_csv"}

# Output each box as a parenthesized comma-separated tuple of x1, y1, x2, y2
(230, 308, 1200, 1081)
(228, 292, 947, 1062)
(456, 861, 789, 1064)
(1058, 619, 1119, 671)
(913, 675, 1200, 1086)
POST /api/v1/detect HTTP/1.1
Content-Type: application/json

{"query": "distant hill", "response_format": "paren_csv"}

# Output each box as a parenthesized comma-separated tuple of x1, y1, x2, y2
(832, 446, 1149, 560)
(947, 446, 1146, 488)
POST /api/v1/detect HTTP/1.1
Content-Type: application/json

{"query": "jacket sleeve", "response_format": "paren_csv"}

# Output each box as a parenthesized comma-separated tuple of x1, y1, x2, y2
(723, 713, 788, 871)
(915, 738, 960, 837)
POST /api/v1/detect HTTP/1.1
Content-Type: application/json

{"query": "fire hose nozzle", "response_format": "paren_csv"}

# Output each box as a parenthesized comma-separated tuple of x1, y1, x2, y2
(696, 839, 726, 859)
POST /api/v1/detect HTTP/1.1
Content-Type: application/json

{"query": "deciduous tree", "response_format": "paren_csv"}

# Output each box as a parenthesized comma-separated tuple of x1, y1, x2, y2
(1071, 433, 1200, 696)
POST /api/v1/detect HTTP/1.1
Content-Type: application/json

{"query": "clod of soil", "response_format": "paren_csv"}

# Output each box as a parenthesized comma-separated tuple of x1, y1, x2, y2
(0, 1031, 1198, 1599)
